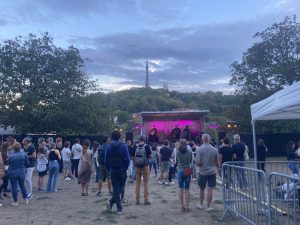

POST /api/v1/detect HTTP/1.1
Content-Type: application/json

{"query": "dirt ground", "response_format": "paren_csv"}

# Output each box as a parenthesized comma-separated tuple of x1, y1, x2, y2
(0, 171, 248, 225)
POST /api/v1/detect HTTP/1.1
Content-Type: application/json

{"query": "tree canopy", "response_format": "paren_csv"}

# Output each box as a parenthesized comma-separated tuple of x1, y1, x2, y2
(230, 16, 300, 97)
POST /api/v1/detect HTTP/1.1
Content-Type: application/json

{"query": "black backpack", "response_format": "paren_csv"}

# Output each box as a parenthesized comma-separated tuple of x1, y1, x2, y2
(108, 143, 123, 169)
(97, 144, 106, 165)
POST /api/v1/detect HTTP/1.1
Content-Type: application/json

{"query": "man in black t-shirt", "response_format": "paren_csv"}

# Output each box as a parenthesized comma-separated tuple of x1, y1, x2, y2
(218, 137, 233, 165)
(232, 134, 247, 189)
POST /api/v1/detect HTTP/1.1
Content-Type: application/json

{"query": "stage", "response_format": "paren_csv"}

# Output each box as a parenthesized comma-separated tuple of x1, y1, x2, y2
(134, 109, 209, 143)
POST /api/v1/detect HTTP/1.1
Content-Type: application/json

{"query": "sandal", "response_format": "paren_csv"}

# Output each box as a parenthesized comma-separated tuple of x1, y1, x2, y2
(84, 193, 89, 196)
(184, 208, 191, 212)
(81, 193, 85, 196)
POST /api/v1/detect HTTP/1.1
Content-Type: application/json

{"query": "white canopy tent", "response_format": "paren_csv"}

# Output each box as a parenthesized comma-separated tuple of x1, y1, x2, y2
(250, 81, 300, 163)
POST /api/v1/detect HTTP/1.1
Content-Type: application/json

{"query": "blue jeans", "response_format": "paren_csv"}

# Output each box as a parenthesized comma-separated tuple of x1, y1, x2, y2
(110, 169, 126, 211)
(129, 160, 135, 181)
(47, 161, 59, 192)
(149, 160, 158, 176)
(288, 162, 299, 174)
(93, 158, 99, 182)
(10, 174, 28, 202)
(177, 171, 191, 189)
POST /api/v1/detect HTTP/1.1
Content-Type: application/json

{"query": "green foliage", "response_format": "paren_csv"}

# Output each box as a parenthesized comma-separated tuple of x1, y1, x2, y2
(229, 16, 300, 133)
(0, 33, 105, 134)
(230, 16, 300, 96)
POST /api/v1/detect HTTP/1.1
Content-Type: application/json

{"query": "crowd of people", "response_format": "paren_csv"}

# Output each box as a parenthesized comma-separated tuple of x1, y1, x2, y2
(0, 131, 299, 215)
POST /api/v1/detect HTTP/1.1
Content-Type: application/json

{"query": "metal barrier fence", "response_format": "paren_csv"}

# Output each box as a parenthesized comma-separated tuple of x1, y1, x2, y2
(221, 162, 300, 225)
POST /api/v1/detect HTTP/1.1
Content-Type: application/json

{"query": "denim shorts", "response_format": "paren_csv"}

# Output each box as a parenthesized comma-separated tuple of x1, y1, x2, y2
(177, 171, 191, 189)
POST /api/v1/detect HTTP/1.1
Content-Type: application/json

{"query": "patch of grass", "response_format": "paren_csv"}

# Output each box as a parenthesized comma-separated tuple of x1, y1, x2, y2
(213, 200, 223, 204)
(124, 215, 139, 220)
(36, 196, 52, 200)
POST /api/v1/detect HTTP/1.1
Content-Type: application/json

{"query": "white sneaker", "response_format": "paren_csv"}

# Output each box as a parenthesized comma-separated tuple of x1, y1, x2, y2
(164, 182, 169, 185)
(170, 181, 175, 185)
(24, 198, 29, 204)
(0, 203, 2, 207)
(11, 202, 18, 206)
(205, 207, 214, 212)
(158, 181, 163, 184)
(65, 177, 71, 181)
(196, 204, 204, 210)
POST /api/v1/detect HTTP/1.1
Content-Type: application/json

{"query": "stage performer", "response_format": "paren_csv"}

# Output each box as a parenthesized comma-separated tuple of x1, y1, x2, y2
(183, 125, 191, 141)
(171, 125, 181, 142)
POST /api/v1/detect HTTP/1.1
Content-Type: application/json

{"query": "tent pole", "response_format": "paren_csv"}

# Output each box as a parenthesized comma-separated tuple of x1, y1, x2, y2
(252, 120, 257, 168)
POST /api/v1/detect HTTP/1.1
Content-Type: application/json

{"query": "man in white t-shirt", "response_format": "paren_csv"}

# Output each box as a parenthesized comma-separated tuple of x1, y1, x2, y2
(62, 141, 72, 181)
(71, 138, 82, 179)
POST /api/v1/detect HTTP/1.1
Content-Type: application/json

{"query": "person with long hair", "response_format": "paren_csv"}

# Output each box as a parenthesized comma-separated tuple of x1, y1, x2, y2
(176, 139, 193, 212)
(47, 144, 61, 192)
(286, 141, 299, 175)
(78, 141, 93, 196)
(8, 142, 29, 206)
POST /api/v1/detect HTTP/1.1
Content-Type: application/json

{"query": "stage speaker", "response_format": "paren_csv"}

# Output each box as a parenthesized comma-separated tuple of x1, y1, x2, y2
(125, 132, 133, 142)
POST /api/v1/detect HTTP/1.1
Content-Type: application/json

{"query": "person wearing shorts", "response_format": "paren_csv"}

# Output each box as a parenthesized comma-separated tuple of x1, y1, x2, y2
(196, 134, 220, 212)
(176, 139, 193, 212)
(97, 137, 112, 196)
(158, 141, 172, 185)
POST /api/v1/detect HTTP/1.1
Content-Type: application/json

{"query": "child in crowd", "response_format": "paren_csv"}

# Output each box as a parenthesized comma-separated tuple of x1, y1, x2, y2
(37, 147, 48, 191)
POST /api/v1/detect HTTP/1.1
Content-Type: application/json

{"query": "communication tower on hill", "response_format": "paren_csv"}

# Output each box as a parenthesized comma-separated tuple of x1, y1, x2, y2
(145, 60, 150, 88)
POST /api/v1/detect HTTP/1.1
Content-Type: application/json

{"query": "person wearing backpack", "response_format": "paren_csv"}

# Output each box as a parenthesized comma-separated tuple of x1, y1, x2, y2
(134, 135, 152, 205)
(105, 130, 130, 215)
(149, 142, 159, 178)
(97, 136, 112, 196)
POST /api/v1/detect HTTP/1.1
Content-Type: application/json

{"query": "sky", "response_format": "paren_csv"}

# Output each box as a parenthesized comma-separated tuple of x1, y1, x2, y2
(0, 0, 300, 93)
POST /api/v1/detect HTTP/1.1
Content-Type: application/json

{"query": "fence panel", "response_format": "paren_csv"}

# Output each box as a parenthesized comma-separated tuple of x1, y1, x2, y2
(268, 173, 300, 225)
(221, 163, 269, 225)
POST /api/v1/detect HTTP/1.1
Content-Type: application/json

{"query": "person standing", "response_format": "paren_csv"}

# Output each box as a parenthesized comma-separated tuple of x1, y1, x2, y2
(8, 142, 29, 206)
(134, 135, 152, 205)
(176, 139, 193, 212)
(23, 137, 36, 199)
(183, 125, 191, 141)
(257, 139, 267, 172)
(47, 144, 61, 192)
(92, 141, 100, 183)
(149, 142, 159, 178)
(196, 134, 220, 212)
(61, 141, 72, 181)
(105, 130, 130, 214)
(127, 139, 135, 183)
(0, 142, 10, 199)
(97, 137, 112, 196)
(286, 141, 299, 175)
(78, 141, 93, 196)
(37, 147, 48, 191)
(0, 150, 4, 207)
(71, 138, 82, 179)
(232, 134, 247, 189)
(158, 140, 172, 185)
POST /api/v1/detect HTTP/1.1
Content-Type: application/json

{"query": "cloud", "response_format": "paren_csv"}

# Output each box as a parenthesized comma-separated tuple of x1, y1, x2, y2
(77, 20, 269, 92)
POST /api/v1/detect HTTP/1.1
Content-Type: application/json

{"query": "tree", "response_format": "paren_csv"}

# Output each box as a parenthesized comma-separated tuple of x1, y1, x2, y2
(0, 33, 94, 133)
(230, 16, 300, 96)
